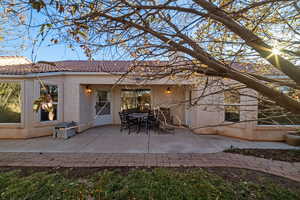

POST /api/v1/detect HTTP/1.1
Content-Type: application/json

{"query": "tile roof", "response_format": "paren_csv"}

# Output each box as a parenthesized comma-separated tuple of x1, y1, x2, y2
(0, 60, 166, 75)
(0, 59, 282, 76)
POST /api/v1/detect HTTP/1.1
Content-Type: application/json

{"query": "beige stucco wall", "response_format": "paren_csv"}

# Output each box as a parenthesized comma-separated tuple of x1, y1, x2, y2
(0, 56, 31, 66)
(77, 84, 187, 130)
(0, 76, 64, 139)
(0, 73, 298, 141)
(151, 85, 186, 125)
(189, 79, 225, 134)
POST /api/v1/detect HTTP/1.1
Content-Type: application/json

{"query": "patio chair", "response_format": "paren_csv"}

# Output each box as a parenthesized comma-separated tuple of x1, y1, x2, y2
(156, 108, 175, 134)
(146, 111, 160, 133)
(137, 116, 149, 134)
(119, 112, 128, 132)
(126, 115, 139, 134)
(119, 112, 139, 134)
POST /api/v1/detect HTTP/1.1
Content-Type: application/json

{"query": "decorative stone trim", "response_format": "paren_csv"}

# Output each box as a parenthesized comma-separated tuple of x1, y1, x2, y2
(0, 152, 299, 182)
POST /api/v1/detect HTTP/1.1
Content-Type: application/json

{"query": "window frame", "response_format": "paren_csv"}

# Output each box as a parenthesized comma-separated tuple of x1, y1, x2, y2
(0, 80, 24, 127)
(120, 88, 152, 111)
(40, 84, 59, 122)
(34, 80, 62, 126)
(257, 87, 300, 126)
(223, 90, 241, 122)
(95, 89, 111, 116)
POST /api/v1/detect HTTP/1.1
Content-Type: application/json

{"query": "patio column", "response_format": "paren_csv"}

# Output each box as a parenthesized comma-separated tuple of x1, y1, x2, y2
(191, 82, 223, 134)
(64, 81, 81, 125)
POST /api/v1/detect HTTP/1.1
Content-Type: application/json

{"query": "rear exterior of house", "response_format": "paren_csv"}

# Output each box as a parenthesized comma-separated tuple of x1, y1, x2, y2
(0, 57, 298, 140)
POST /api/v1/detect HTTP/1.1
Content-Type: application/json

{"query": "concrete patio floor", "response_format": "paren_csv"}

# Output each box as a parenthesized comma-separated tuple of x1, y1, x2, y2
(0, 125, 299, 153)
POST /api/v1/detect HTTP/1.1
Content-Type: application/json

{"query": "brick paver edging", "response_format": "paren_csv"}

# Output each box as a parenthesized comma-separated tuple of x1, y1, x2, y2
(0, 152, 299, 182)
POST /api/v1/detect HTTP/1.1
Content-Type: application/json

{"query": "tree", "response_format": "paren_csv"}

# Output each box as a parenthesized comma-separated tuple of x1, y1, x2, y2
(2, 0, 300, 116)
(0, 3, 27, 55)
(0, 82, 21, 123)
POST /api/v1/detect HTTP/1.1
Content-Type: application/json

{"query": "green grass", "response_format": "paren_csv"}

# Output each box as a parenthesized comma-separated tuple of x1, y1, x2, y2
(0, 168, 299, 200)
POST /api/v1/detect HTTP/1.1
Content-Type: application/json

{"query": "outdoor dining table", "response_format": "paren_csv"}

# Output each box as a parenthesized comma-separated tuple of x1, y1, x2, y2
(127, 113, 149, 133)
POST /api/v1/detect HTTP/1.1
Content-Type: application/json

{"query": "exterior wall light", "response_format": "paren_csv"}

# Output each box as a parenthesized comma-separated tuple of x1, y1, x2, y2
(165, 87, 172, 94)
(86, 85, 92, 94)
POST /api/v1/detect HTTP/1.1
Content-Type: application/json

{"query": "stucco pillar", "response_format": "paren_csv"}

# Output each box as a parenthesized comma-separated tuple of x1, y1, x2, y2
(192, 82, 223, 134)
(64, 81, 80, 123)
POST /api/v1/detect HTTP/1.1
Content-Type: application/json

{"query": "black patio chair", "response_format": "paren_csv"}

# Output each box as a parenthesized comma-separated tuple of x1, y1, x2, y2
(119, 112, 128, 132)
(138, 115, 150, 134)
(126, 115, 139, 134)
(147, 111, 160, 133)
(119, 112, 138, 134)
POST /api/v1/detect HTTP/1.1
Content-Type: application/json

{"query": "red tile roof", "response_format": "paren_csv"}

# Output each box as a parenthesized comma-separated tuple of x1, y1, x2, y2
(0, 60, 166, 75)
(0, 59, 282, 76)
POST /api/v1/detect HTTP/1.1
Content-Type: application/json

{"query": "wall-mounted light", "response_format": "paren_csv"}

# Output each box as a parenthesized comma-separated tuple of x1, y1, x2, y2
(86, 85, 92, 94)
(165, 87, 172, 94)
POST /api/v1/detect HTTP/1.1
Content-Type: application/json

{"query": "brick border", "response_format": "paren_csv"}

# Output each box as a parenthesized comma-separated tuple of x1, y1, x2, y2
(0, 152, 299, 182)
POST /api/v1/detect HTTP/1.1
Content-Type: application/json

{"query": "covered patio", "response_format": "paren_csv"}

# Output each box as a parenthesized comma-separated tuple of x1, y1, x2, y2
(0, 126, 297, 153)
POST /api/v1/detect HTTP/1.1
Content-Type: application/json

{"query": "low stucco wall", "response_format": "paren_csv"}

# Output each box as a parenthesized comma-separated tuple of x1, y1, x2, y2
(0, 124, 56, 139)
(0, 127, 27, 139)
(252, 126, 298, 141)
(193, 124, 298, 141)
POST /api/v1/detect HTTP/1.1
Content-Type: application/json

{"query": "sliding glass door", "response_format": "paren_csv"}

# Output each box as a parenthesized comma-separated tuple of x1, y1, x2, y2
(121, 89, 151, 112)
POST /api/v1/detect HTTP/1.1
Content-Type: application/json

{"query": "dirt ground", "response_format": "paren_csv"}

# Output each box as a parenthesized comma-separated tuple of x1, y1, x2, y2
(224, 148, 300, 162)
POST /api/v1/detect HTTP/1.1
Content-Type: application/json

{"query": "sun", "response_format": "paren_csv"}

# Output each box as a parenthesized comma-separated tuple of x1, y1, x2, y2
(272, 47, 281, 55)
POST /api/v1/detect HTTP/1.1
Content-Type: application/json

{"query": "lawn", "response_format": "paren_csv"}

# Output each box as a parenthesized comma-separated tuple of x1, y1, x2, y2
(0, 168, 299, 200)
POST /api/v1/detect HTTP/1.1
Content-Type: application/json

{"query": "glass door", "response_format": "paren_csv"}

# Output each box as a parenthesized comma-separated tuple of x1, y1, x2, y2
(94, 90, 112, 126)
(121, 89, 151, 112)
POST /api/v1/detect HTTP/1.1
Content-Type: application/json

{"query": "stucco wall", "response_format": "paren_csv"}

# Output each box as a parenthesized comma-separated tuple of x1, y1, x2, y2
(77, 84, 187, 127)
(0, 76, 65, 138)
(151, 85, 186, 125)
(1, 73, 298, 141)
(190, 80, 223, 134)
(78, 85, 94, 131)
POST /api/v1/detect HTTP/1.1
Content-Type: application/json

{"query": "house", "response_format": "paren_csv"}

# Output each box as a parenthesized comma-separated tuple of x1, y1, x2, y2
(0, 56, 298, 140)
(0, 56, 31, 65)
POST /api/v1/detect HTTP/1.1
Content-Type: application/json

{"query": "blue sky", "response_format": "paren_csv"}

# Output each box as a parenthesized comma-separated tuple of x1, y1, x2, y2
(21, 44, 89, 62)
(8, 39, 130, 62)
(1, 4, 139, 63)
(15, 36, 132, 62)
(2, 18, 128, 62)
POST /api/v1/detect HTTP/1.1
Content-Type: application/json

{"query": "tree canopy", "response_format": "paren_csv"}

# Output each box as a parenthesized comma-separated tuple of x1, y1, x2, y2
(2, 0, 300, 115)
(0, 3, 27, 55)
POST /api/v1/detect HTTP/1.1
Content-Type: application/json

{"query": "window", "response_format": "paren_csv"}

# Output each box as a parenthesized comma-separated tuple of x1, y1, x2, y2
(0, 82, 21, 123)
(121, 89, 151, 111)
(258, 86, 300, 125)
(95, 90, 111, 115)
(224, 90, 240, 122)
(40, 84, 58, 121)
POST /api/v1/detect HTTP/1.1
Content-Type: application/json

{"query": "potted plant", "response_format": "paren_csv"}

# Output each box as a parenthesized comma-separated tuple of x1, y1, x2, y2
(285, 129, 300, 146)
(33, 93, 54, 121)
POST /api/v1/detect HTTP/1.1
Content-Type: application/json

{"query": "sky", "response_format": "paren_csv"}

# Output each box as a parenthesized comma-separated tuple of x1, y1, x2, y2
(1, 14, 128, 62)
(10, 34, 133, 62)
(2, 2, 299, 65)
(21, 44, 89, 62)
(4, 37, 131, 62)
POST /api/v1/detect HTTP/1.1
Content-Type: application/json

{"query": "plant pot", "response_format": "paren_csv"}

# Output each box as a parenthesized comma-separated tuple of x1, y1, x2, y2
(285, 131, 300, 146)
(48, 112, 55, 121)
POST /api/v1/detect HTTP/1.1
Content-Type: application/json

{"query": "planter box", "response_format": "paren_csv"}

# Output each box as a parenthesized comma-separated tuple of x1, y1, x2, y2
(53, 122, 77, 139)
